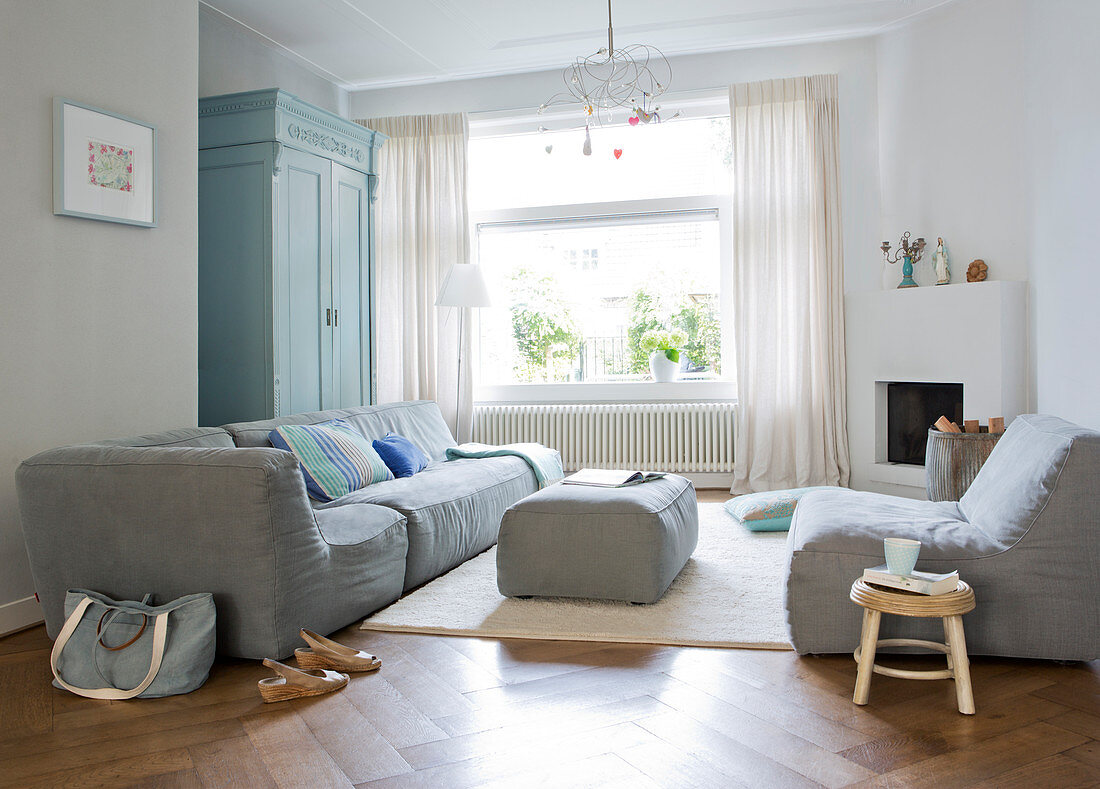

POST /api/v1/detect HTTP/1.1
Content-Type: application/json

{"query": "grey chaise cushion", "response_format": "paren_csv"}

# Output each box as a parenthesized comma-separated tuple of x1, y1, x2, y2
(306, 504, 408, 639)
(786, 414, 1100, 660)
(496, 475, 699, 604)
(318, 456, 538, 591)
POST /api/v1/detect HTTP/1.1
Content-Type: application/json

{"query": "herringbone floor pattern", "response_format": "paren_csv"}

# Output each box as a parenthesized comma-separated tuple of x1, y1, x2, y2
(2, 625, 1098, 788)
(1, 494, 1097, 787)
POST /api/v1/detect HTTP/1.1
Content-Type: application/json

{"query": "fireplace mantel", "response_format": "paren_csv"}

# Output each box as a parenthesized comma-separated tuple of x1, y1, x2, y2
(846, 280, 1028, 498)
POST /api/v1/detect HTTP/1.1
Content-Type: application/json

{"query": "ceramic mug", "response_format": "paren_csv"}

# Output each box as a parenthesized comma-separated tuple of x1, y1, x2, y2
(884, 537, 921, 576)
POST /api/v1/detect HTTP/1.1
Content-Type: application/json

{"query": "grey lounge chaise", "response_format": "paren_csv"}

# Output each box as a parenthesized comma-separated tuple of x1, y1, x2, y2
(17, 401, 538, 659)
(786, 414, 1100, 660)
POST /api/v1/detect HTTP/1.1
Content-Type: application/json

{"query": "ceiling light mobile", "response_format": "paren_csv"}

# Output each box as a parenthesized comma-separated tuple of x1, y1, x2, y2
(538, 0, 676, 155)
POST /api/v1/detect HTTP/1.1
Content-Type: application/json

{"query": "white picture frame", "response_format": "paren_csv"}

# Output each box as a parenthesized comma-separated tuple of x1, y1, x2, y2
(53, 98, 157, 227)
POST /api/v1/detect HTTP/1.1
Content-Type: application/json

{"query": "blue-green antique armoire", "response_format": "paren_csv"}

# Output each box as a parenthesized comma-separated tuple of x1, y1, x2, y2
(198, 89, 386, 425)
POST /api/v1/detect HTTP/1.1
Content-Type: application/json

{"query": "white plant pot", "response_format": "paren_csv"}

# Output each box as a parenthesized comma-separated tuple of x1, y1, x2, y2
(649, 350, 680, 382)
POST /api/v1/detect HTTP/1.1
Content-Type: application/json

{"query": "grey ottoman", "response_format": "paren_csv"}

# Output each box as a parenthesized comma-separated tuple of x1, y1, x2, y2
(496, 475, 699, 604)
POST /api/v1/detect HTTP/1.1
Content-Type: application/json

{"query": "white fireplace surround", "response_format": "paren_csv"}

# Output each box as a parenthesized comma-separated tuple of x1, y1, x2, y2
(846, 280, 1028, 498)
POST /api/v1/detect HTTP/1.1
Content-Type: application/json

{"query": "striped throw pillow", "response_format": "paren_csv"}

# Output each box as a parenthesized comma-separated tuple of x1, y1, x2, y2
(269, 419, 393, 502)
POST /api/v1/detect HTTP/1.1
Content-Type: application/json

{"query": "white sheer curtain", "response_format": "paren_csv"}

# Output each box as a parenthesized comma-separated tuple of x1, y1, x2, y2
(357, 113, 473, 441)
(729, 75, 850, 493)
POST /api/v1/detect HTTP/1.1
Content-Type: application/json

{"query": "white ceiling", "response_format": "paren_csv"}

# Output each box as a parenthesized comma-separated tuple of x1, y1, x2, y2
(201, 0, 955, 92)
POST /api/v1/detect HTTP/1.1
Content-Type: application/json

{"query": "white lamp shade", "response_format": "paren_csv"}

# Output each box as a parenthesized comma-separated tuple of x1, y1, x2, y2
(436, 263, 492, 308)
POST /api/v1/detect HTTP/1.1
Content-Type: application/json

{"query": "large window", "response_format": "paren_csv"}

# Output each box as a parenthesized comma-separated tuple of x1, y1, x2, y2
(469, 110, 732, 397)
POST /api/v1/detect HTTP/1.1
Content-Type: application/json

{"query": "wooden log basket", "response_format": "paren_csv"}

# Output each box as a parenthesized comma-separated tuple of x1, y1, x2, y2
(925, 427, 1001, 501)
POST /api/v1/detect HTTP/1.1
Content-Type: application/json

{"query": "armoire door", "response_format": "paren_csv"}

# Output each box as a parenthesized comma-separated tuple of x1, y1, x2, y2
(198, 143, 275, 426)
(276, 147, 333, 415)
(330, 162, 372, 409)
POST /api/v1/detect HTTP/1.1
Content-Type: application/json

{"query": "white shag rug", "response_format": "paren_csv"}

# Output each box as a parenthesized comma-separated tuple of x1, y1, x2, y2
(361, 502, 793, 650)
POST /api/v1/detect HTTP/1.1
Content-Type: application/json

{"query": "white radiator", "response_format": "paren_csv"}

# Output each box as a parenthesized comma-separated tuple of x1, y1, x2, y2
(472, 402, 736, 473)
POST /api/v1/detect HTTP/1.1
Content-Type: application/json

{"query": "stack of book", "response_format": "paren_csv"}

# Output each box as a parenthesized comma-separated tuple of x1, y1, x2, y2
(862, 565, 959, 595)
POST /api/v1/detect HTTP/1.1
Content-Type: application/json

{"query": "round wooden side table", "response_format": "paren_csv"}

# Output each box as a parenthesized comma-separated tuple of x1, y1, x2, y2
(849, 578, 977, 715)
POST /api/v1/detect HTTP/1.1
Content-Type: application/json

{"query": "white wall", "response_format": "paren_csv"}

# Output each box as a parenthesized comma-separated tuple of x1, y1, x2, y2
(349, 38, 883, 295)
(874, 0, 1100, 432)
(0, 0, 199, 632)
(1024, 0, 1100, 429)
(876, 0, 1029, 287)
(200, 5, 349, 117)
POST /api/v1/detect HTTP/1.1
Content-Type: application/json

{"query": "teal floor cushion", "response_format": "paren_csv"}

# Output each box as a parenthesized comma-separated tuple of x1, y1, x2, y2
(725, 486, 846, 532)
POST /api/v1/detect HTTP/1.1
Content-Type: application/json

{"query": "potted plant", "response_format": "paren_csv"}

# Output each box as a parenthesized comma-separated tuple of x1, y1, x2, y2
(641, 328, 687, 382)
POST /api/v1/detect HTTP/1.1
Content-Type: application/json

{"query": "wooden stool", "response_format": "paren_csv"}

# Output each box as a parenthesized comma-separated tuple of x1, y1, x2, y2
(849, 578, 976, 714)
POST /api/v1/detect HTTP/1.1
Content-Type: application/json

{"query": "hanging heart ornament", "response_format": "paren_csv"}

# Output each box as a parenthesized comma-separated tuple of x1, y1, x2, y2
(628, 116, 640, 127)
(613, 149, 623, 159)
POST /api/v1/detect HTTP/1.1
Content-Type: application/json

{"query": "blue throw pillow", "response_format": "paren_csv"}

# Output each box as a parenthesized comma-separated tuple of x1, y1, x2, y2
(372, 432, 431, 478)
(269, 419, 393, 502)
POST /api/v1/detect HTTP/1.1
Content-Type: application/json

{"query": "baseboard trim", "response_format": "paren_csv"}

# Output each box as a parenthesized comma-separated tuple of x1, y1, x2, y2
(0, 595, 44, 637)
(681, 472, 734, 490)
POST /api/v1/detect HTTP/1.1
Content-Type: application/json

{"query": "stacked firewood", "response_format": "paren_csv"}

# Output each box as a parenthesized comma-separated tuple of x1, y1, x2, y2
(933, 416, 1005, 434)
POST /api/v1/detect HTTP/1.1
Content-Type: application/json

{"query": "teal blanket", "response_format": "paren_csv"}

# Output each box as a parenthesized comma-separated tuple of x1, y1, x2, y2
(445, 442, 564, 489)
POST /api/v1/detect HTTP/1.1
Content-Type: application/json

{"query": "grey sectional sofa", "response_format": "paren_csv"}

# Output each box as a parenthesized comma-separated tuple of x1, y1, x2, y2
(17, 401, 538, 659)
(786, 414, 1100, 660)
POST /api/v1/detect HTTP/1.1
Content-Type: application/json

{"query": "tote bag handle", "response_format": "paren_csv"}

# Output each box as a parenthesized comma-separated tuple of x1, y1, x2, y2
(50, 596, 169, 700)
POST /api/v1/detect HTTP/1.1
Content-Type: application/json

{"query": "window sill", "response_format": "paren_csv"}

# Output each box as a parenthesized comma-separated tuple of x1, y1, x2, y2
(475, 381, 737, 405)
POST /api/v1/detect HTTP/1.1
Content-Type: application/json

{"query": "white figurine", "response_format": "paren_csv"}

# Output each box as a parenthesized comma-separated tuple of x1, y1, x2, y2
(932, 237, 950, 285)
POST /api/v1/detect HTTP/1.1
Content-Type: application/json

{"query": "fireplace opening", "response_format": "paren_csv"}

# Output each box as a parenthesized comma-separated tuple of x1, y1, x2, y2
(887, 382, 963, 465)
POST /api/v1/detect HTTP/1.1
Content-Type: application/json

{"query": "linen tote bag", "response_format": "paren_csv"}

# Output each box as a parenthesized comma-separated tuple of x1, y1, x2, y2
(50, 589, 216, 699)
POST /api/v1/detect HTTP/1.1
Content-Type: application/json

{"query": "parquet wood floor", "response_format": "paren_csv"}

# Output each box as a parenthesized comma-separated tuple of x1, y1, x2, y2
(2, 492, 1096, 788)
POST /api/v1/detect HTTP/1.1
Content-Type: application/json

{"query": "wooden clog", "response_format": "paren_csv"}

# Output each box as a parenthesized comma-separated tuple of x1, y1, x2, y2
(257, 658, 348, 703)
(294, 629, 382, 673)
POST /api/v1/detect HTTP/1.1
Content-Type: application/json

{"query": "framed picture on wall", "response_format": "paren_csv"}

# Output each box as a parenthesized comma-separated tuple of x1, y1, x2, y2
(53, 98, 157, 227)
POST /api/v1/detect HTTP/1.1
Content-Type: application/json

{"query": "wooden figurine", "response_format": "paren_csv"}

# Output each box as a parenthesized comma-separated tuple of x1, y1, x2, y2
(966, 259, 989, 282)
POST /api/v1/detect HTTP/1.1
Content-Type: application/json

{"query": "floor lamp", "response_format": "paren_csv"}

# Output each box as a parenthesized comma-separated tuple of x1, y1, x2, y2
(436, 263, 491, 438)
